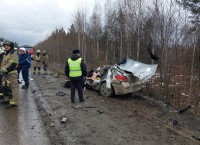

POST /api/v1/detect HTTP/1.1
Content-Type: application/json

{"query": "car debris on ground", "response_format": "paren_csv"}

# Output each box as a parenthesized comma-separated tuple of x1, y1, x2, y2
(72, 104, 81, 109)
(61, 118, 67, 123)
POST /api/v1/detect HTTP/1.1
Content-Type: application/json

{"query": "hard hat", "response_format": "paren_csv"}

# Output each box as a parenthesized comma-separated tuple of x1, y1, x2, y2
(19, 47, 26, 51)
(42, 50, 46, 54)
(3, 40, 14, 49)
(36, 50, 41, 53)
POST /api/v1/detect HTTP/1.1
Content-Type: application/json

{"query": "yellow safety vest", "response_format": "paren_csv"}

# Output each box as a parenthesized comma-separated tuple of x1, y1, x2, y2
(68, 58, 82, 77)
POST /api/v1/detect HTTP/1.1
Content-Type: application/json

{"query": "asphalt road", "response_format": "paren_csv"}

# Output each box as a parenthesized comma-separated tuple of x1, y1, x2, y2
(0, 78, 50, 145)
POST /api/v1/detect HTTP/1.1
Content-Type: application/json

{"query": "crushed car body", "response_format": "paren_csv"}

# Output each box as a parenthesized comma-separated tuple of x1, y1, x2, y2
(85, 58, 158, 97)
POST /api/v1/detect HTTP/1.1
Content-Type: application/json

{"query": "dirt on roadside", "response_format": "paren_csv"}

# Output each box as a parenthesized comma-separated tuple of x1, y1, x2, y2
(29, 69, 200, 145)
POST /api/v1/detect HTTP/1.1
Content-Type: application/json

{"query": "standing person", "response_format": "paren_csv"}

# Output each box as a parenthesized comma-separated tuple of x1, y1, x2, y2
(28, 47, 35, 57)
(15, 47, 22, 84)
(32, 50, 41, 74)
(18, 47, 31, 89)
(0, 41, 19, 109)
(65, 49, 87, 103)
(41, 50, 48, 75)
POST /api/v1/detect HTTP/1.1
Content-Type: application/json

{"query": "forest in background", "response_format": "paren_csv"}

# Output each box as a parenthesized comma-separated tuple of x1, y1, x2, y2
(33, 0, 200, 114)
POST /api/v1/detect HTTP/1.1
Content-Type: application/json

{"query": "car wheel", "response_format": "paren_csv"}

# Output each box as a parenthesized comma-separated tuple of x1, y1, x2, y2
(100, 82, 114, 97)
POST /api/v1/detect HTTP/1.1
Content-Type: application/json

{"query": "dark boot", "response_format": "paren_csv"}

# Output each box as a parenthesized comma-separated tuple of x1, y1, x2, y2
(0, 100, 9, 104)
(5, 104, 17, 109)
(21, 83, 29, 89)
(80, 99, 85, 103)
(18, 80, 22, 84)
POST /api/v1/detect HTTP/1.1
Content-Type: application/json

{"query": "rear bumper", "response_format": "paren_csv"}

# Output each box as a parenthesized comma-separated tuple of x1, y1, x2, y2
(112, 81, 142, 95)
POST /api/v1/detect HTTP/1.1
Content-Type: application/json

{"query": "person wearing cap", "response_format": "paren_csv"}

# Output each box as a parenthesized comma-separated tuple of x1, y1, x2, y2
(0, 40, 19, 109)
(18, 47, 31, 89)
(65, 49, 87, 103)
(32, 50, 42, 74)
(41, 50, 49, 75)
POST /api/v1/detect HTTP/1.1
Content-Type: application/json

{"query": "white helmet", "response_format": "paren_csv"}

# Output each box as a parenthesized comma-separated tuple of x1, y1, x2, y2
(19, 47, 26, 51)
(36, 50, 41, 53)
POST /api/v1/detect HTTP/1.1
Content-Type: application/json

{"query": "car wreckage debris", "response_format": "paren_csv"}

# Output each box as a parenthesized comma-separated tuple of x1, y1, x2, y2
(178, 105, 191, 114)
(97, 110, 104, 114)
(72, 104, 81, 109)
(61, 118, 67, 123)
(32, 90, 36, 93)
(56, 92, 66, 96)
(85, 106, 96, 108)
(50, 123, 55, 127)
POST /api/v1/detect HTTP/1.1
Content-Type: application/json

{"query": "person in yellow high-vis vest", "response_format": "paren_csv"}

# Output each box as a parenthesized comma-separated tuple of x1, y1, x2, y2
(65, 49, 87, 103)
(0, 41, 19, 109)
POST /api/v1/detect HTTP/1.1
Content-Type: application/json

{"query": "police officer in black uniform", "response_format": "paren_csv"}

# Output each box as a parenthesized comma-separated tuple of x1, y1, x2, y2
(65, 49, 87, 103)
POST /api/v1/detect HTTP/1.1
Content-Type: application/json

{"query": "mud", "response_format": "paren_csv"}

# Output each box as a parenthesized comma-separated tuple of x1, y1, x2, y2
(30, 71, 200, 145)
(0, 76, 50, 145)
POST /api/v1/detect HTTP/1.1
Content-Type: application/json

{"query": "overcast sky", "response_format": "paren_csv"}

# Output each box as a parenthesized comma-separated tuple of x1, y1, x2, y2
(0, 0, 105, 46)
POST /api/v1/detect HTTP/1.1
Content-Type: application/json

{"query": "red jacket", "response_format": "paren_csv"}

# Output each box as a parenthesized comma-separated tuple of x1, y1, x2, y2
(28, 49, 34, 55)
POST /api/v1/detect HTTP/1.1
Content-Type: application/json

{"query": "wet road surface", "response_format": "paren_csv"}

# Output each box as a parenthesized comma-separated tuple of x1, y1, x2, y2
(0, 78, 50, 145)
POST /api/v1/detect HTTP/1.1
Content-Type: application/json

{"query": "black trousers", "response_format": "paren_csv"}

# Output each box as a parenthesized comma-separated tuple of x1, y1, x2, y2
(22, 69, 29, 85)
(70, 79, 83, 103)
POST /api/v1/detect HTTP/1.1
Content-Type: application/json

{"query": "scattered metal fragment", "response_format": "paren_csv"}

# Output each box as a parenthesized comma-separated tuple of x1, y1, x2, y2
(61, 118, 67, 123)
(73, 104, 81, 109)
(32, 90, 36, 93)
(56, 92, 66, 96)
(178, 105, 191, 114)
(50, 123, 54, 127)
(97, 110, 104, 114)
(169, 119, 178, 125)
(31, 125, 36, 130)
(85, 106, 96, 108)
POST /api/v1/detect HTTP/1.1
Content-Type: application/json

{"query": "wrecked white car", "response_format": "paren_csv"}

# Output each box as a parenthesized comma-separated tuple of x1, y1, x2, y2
(85, 58, 158, 97)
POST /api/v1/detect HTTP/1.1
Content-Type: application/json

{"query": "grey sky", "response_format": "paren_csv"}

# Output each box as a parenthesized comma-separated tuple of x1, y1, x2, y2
(0, 0, 104, 46)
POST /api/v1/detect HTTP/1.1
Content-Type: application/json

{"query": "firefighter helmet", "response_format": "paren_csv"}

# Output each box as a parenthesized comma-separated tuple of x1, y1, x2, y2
(36, 50, 41, 53)
(3, 41, 14, 49)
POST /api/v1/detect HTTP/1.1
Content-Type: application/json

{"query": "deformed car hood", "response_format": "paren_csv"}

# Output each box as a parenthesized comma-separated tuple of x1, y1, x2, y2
(119, 58, 158, 83)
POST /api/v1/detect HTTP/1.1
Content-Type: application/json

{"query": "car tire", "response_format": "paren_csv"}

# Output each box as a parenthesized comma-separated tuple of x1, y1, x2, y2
(100, 82, 114, 97)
